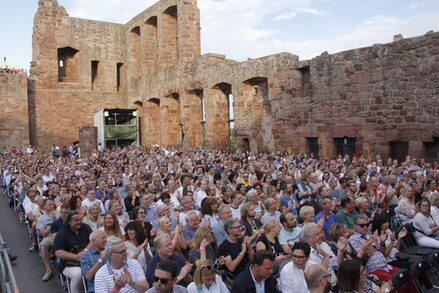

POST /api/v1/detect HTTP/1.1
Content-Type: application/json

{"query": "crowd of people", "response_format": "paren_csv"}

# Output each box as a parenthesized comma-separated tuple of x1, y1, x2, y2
(2, 144, 439, 293)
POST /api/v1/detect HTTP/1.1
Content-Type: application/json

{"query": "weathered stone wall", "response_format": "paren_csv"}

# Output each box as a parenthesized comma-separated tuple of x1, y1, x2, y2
(287, 31, 439, 159)
(26, 0, 439, 160)
(30, 0, 126, 148)
(79, 126, 97, 158)
(0, 73, 30, 149)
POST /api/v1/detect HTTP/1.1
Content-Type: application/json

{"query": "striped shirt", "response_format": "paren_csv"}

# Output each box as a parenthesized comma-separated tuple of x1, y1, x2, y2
(94, 259, 145, 293)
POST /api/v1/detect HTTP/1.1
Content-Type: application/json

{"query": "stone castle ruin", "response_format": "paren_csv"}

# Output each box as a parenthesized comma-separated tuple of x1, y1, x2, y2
(1, 0, 439, 161)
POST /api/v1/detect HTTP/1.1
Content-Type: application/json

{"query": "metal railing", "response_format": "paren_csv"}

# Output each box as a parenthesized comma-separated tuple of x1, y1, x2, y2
(0, 232, 19, 293)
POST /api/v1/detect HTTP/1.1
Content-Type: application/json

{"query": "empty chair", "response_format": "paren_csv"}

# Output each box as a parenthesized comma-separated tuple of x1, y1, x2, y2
(390, 269, 413, 292)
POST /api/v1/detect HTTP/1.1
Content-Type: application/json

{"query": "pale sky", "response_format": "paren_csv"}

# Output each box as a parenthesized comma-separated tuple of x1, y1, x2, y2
(1, 0, 439, 71)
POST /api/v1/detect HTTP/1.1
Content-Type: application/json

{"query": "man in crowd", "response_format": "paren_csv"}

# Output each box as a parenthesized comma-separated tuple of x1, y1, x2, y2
(54, 211, 92, 293)
(145, 234, 192, 285)
(279, 212, 301, 255)
(94, 241, 149, 293)
(37, 198, 57, 281)
(145, 260, 188, 293)
(231, 250, 278, 293)
(80, 230, 108, 293)
(305, 264, 332, 293)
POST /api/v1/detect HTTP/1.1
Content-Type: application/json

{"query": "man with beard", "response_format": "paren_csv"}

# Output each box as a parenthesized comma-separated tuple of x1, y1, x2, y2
(305, 264, 332, 293)
(279, 212, 301, 255)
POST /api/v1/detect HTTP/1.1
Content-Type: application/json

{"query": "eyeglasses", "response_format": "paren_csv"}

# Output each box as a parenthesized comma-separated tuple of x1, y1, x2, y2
(153, 276, 172, 285)
(112, 249, 127, 254)
(202, 264, 220, 271)
(292, 254, 306, 260)
(230, 225, 245, 230)
(321, 273, 331, 279)
(356, 222, 371, 228)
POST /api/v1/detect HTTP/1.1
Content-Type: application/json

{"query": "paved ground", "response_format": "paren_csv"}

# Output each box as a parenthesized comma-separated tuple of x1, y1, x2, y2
(0, 191, 65, 293)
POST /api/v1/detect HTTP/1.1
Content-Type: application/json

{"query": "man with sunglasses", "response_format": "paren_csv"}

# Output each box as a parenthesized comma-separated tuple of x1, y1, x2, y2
(94, 241, 149, 293)
(218, 218, 251, 277)
(146, 260, 188, 293)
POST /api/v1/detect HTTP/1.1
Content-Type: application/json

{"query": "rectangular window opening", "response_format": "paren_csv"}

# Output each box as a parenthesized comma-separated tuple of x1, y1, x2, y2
(91, 60, 99, 91)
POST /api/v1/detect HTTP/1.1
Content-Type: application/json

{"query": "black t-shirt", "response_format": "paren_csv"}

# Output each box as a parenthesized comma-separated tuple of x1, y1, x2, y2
(53, 224, 92, 271)
(218, 238, 249, 276)
(257, 234, 285, 256)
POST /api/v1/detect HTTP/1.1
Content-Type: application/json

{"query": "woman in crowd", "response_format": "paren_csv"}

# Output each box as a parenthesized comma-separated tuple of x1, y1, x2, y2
(299, 205, 315, 226)
(397, 185, 416, 225)
(337, 260, 392, 293)
(131, 206, 153, 241)
(187, 260, 229, 293)
(156, 216, 187, 254)
(108, 200, 130, 228)
(355, 197, 370, 219)
(255, 219, 289, 261)
(371, 214, 409, 269)
(430, 192, 439, 223)
(188, 227, 218, 267)
(83, 203, 103, 231)
(124, 221, 152, 271)
(124, 184, 139, 213)
(413, 198, 439, 248)
(101, 211, 125, 249)
(104, 188, 126, 211)
(69, 195, 85, 216)
(240, 202, 263, 237)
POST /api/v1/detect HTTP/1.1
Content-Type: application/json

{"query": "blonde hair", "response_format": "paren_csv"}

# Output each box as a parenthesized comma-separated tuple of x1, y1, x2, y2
(240, 202, 254, 218)
(261, 219, 279, 235)
(299, 205, 315, 220)
(430, 192, 439, 206)
(193, 227, 213, 249)
(85, 203, 100, 222)
(103, 211, 122, 238)
(400, 185, 415, 204)
(157, 216, 171, 233)
(194, 260, 216, 288)
(355, 196, 369, 207)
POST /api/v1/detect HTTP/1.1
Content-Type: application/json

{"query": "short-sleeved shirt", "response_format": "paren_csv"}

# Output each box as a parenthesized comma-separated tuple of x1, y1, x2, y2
(218, 238, 249, 277)
(53, 224, 92, 271)
(80, 248, 108, 292)
(94, 259, 145, 293)
(36, 212, 55, 233)
(278, 226, 301, 247)
(314, 211, 337, 241)
(336, 210, 358, 230)
(182, 226, 197, 241)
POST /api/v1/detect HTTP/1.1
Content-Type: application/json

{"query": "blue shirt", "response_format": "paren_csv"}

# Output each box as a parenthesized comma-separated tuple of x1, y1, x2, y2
(80, 248, 108, 292)
(314, 211, 337, 241)
(281, 194, 298, 216)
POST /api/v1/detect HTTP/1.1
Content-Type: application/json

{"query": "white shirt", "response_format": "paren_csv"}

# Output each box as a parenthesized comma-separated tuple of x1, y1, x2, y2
(431, 206, 439, 225)
(279, 260, 316, 293)
(82, 198, 106, 215)
(196, 189, 207, 208)
(187, 275, 230, 293)
(309, 242, 337, 286)
(231, 206, 241, 220)
(94, 259, 145, 293)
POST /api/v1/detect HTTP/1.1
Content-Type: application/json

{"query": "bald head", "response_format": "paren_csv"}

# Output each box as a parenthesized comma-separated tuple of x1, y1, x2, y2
(305, 264, 329, 290)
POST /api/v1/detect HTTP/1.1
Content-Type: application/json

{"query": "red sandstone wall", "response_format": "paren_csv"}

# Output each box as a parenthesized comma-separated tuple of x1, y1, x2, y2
(0, 74, 30, 149)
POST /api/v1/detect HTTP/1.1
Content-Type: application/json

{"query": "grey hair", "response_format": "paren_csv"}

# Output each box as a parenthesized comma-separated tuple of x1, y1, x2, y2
(223, 218, 238, 234)
(305, 264, 327, 289)
(153, 233, 172, 249)
(184, 210, 199, 221)
(355, 214, 369, 224)
(89, 229, 106, 242)
(299, 223, 318, 242)
(109, 240, 124, 253)
(218, 204, 231, 216)
(247, 189, 258, 199)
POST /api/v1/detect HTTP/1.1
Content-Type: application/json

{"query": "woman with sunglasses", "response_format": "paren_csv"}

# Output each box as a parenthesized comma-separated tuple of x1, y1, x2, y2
(337, 259, 392, 293)
(187, 260, 229, 293)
